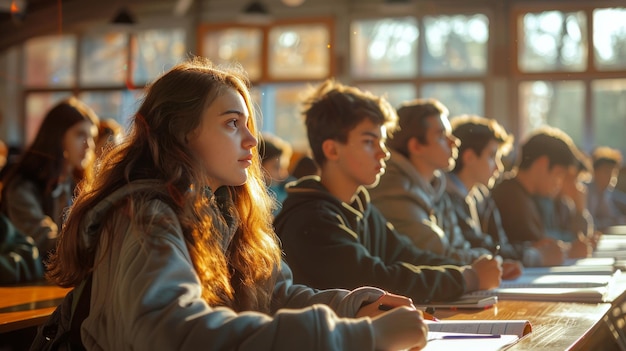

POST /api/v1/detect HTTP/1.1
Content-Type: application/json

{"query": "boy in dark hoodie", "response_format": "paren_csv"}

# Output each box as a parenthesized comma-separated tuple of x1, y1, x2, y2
(273, 80, 502, 304)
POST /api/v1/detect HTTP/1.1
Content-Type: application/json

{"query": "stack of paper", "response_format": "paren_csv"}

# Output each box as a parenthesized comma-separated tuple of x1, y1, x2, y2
(422, 320, 531, 351)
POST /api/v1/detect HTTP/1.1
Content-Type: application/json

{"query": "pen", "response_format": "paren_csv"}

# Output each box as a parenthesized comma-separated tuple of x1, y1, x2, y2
(493, 244, 501, 257)
(378, 304, 439, 321)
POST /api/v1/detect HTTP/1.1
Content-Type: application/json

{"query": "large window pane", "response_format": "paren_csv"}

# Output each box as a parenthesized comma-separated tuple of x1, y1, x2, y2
(518, 81, 585, 146)
(518, 11, 587, 72)
(268, 23, 331, 80)
(593, 8, 626, 71)
(131, 29, 186, 85)
(80, 32, 128, 86)
(357, 83, 416, 109)
(79, 90, 145, 130)
(422, 14, 489, 76)
(202, 28, 263, 81)
(24, 35, 76, 88)
(421, 82, 484, 117)
(25, 92, 72, 145)
(257, 83, 310, 151)
(350, 17, 419, 78)
(592, 79, 626, 154)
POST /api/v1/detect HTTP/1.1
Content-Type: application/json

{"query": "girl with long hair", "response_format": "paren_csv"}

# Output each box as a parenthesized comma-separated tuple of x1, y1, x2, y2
(46, 57, 428, 350)
(1, 97, 99, 256)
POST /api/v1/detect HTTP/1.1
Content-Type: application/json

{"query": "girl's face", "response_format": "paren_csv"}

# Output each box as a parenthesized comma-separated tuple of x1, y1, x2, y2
(62, 120, 97, 172)
(188, 88, 258, 190)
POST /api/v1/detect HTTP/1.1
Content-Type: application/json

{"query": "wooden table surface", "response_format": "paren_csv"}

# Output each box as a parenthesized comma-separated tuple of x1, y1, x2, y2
(0, 284, 71, 333)
(435, 300, 614, 351)
(0, 284, 621, 350)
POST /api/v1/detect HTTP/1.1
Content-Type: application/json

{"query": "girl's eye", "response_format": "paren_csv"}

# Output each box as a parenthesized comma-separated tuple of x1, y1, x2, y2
(227, 119, 238, 128)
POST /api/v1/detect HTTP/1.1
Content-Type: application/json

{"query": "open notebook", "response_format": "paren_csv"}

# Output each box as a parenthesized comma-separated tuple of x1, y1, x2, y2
(462, 270, 620, 303)
(422, 320, 532, 351)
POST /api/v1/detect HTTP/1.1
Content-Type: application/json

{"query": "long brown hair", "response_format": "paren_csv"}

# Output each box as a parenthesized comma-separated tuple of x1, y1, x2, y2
(47, 57, 281, 312)
(1, 97, 99, 213)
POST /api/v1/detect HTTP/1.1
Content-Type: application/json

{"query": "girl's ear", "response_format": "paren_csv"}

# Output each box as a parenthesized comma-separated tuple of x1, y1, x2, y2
(322, 139, 339, 161)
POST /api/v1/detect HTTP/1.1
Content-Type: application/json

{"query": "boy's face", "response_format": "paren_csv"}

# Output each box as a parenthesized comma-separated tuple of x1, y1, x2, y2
(474, 140, 503, 188)
(334, 118, 390, 188)
(419, 115, 459, 172)
(594, 163, 619, 191)
(535, 160, 568, 198)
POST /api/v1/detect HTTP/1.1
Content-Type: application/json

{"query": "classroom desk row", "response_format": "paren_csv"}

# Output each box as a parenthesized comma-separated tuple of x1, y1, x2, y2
(1, 283, 625, 350)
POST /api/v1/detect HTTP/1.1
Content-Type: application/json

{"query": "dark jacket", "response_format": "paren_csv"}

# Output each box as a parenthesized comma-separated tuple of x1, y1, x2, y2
(274, 176, 470, 304)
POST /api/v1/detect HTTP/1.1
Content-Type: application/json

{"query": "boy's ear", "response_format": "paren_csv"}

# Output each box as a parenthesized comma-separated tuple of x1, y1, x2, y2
(407, 137, 422, 155)
(534, 155, 550, 171)
(322, 139, 339, 161)
(463, 149, 478, 165)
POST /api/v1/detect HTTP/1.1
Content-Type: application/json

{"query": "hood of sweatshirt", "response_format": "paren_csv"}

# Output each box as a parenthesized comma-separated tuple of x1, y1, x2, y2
(79, 179, 238, 252)
(275, 176, 373, 227)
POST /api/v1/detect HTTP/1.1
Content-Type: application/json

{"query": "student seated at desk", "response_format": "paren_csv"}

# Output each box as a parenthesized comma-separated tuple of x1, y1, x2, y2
(366, 99, 520, 279)
(587, 146, 626, 232)
(491, 127, 592, 266)
(274, 80, 502, 305)
(446, 115, 529, 270)
(1, 97, 99, 257)
(46, 58, 427, 351)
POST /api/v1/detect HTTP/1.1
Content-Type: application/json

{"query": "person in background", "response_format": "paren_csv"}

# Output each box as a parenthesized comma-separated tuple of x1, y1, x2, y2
(291, 155, 319, 179)
(259, 132, 294, 215)
(0, 139, 7, 190)
(1, 97, 99, 256)
(587, 146, 626, 232)
(46, 58, 428, 351)
(95, 118, 123, 159)
(491, 126, 592, 266)
(274, 80, 501, 305)
(368, 99, 518, 279)
(535, 155, 595, 244)
(445, 115, 524, 272)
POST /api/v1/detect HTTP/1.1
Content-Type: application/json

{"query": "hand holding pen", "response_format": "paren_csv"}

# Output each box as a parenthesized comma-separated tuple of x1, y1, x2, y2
(357, 292, 428, 351)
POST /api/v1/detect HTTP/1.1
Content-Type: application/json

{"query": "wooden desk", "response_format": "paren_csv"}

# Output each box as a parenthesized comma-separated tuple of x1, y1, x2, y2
(435, 300, 614, 351)
(0, 284, 70, 333)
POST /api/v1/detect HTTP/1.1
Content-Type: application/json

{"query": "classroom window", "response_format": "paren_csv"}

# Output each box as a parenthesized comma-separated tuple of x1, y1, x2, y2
(518, 10, 587, 73)
(23, 35, 76, 88)
(131, 29, 187, 85)
(256, 83, 311, 151)
(422, 82, 485, 117)
(592, 79, 626, 152)
(518, 80, 585, 146)
(356, 83, 417, 109)
(593, 8, 626, 71)
(515, 6, 626, 155)
(350, 17, 419, 79)
(201, 27, 263, 81)
(22, 28, 186, 145)
(78, 90, 145, 130)
(421, 14, 489, 76)
(268, 23, 331, 80)
(80, 32, 128, 87)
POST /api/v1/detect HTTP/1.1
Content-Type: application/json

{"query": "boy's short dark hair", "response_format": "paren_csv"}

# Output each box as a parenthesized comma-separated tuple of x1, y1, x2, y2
(387, 98, 448, 158)
(303, 79, 397, 166)
(592, 146, 623, 169)
(450, 115, 513, 173)
(517, 126, 581, 170)
(260, 133, 292, 164)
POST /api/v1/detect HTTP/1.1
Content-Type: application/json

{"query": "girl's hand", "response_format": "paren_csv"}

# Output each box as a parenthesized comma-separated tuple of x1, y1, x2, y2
(371, 306, 428, 351)
(356, 292, 415, 318)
